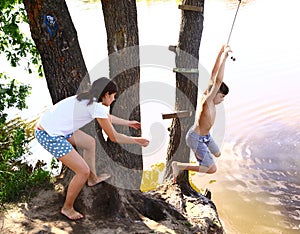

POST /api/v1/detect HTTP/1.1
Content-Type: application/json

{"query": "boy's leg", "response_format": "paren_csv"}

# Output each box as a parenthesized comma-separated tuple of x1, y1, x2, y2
(208, 137, 221, 157)
(172, 161, 206, 182)
(68, 130, 110, 186)
(172, 161, 216, 181)
(172, 150, 217, 182)
(197, 151, 217, 173)
(172, 130, 217, 182)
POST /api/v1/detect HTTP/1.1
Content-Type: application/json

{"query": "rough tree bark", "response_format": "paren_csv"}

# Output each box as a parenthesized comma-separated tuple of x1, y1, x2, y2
(100, 0, 143, 191)
(23, 0, 88, 104)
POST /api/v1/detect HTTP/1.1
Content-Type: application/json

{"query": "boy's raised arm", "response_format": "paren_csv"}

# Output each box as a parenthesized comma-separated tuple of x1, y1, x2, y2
(210, 45, 226, 82)
(206, 45, 231, 100)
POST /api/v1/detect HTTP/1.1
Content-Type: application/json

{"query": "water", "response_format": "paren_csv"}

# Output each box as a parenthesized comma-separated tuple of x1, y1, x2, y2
(192, 0, 300, 233)
(3, 0, 300, 233)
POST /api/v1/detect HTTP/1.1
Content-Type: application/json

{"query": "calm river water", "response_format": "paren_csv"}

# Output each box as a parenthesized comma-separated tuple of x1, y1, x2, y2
(4, 0, 299, 233)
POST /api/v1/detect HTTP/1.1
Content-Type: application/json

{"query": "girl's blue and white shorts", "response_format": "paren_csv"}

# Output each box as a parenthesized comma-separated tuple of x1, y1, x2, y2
(35, 129, 74, 159)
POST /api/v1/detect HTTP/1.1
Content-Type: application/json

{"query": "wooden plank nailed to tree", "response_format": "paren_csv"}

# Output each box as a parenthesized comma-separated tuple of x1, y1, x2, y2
(173, 68, 199, 74)
(178, 5, 204, 12)
(162, 110, 192, 119)
(168, 45, 177, 53)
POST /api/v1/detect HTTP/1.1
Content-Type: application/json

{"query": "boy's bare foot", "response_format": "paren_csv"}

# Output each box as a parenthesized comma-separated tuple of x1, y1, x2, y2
(172, 161, 180, 182)
(61, 207, 84, 220)
(87, 173, 111, 187)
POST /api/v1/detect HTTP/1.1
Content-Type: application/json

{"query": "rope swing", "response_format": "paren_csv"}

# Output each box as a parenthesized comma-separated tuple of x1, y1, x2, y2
(227, 0, 242, 61)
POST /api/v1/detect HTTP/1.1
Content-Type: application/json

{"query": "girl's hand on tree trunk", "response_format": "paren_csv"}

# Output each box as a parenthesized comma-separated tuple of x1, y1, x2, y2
(128, 120, 141, 129)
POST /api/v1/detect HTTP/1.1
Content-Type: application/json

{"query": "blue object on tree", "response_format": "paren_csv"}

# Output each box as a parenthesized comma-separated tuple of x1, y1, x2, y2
(43, 15, 58, 39)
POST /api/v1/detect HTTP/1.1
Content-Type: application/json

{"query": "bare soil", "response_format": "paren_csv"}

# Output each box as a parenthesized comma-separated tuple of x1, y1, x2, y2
(0, 181, 224, 234)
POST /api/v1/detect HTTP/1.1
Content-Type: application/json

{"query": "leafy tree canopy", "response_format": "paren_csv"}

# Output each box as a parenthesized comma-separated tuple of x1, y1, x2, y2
(0, 0, 42, 76)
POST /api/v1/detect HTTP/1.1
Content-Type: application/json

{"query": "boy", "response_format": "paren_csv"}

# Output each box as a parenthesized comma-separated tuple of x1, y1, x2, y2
(172, 45, 231, 182)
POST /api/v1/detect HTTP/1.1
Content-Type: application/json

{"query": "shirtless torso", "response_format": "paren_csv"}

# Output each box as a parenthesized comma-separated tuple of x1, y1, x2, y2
(193, 97, 216, 136)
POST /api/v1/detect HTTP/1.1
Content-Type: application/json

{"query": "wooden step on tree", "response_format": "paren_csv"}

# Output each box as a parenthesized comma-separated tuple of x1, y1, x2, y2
(163, 0, 203, 189)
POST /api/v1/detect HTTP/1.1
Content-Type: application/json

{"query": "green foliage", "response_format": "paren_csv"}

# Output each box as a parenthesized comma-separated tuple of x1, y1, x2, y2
(0, 0, 43, 76)
(0, 159, 52, 203)
(0, 74, 52, 204)
(0, 73, 31, 123)
(50, 157, 60, 171)
(0, 117, 53, 204)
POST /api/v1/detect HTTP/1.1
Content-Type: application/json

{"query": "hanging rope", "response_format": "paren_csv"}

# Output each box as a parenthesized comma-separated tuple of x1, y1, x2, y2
(227, 0, 242, 61)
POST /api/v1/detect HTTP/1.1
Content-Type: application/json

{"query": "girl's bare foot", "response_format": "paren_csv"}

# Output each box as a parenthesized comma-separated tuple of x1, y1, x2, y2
(87, 173, 111, 187)
(61, 207, 84, 220)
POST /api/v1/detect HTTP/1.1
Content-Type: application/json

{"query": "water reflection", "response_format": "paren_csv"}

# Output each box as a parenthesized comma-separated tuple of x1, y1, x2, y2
(223, 91, 300, 231)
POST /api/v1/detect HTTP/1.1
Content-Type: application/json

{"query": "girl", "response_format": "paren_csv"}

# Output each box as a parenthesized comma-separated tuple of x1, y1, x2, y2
(35, 77, 149, 220)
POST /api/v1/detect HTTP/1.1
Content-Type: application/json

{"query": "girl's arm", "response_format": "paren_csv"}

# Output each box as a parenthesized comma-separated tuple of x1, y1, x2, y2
(108, 114, 141, 129)
(97, 118, 148, 146)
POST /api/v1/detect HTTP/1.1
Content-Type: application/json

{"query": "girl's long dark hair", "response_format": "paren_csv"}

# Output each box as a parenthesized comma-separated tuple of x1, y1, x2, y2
(76, 77, 118, 105)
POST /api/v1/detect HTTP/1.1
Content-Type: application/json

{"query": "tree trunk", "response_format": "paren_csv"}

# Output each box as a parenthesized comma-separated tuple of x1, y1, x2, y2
(163, 0, 203, 193)
(100, 0, 143, 190)
(23, 0, 88, 104)
(72, 0, 145, 219)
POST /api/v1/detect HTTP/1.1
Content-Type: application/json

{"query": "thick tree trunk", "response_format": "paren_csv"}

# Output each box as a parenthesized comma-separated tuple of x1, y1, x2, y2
(100, 0, 143, 191)
(23, 0, 88, 104)
(164, 0, 203, 192)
